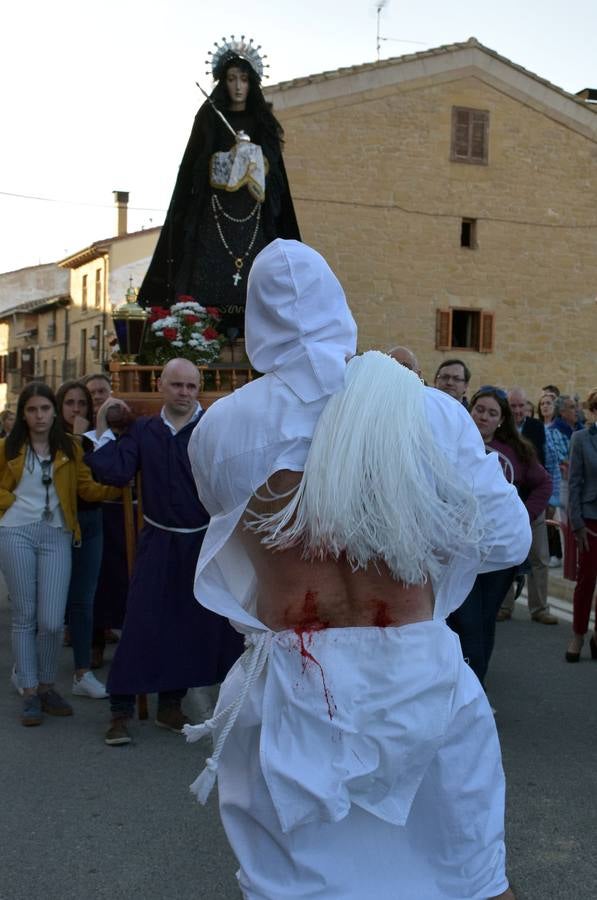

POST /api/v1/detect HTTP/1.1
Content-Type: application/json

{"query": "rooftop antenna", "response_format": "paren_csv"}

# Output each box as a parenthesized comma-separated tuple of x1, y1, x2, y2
(375, 0, 427, 61)
(376, 0, 389, 61)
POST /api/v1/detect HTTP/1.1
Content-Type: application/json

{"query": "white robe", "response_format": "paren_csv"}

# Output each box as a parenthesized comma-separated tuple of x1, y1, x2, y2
(188, 239, 531, 899)
(188, 379, 530, 899)
(217, 624, 508, 899)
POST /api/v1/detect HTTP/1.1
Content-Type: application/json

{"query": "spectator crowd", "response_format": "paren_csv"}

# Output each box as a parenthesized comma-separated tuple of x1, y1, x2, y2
(1, 352, 596, 734)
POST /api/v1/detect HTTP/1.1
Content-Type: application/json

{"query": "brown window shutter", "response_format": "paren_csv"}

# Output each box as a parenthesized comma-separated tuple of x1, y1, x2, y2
(21, 348, 35, 377)
(479, 311, 495, 353)
(452, 109, 471, 159)
(471, 112, 488, 162)
(435, 309, 452, 350)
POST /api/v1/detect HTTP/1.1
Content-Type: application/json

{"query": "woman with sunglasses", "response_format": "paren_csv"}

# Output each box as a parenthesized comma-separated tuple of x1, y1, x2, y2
(0, 383, 118, 726)
(56, 380, 112, 699)
(448, 386, 552, 686)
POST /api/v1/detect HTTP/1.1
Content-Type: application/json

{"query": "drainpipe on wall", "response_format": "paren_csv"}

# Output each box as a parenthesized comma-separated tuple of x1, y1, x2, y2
(63, 305, 69, 377)
(101, 253, 109, 370)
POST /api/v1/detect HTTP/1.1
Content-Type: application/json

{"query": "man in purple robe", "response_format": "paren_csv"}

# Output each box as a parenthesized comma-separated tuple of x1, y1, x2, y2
(86, 358, 244, 746)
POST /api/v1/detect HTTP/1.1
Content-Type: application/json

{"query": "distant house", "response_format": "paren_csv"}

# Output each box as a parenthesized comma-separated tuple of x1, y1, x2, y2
(0, 192, 159, 406)
(266, 37, 597, 395)
(0, 263, 69, 408)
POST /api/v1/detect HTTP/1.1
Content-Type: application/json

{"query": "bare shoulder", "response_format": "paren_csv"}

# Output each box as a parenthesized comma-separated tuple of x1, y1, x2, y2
(245, 470, 302, 517)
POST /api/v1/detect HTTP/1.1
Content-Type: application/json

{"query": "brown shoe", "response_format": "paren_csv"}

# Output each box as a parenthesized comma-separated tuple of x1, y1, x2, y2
(105, 718, 131, 746)
(155, 706, 191, 734)
(496, 609, 511, 622)
(532, 611, 559, 625)
(39, 688, 73, 717)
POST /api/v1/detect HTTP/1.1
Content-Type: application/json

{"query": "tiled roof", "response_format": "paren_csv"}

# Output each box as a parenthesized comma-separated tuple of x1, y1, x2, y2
(266, 37, 596, 113)
(0, 294, 69, 319)
(58, 225, 161, 269)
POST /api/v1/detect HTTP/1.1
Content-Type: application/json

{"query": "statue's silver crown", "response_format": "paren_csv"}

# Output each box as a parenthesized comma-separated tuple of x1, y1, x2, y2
(206, 35, 269, 82)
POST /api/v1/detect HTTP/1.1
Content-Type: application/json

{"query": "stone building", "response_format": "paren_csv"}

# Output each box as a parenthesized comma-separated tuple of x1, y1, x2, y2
(0, 193, 159, 407)
(0, 263, 70, 409)
(266, 37, 597, 398)
(2, 39, 595, 407)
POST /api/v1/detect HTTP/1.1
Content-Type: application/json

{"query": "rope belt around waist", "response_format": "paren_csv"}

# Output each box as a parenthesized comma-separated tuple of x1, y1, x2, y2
(184, 631, 272, 804)
(143, 515, 208, 534)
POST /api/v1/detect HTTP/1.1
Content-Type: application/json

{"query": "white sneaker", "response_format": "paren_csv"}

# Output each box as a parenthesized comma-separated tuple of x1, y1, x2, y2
(10, 664, 24, 696)
(549, 556, 562, 568)
(72, 671, 109, 699)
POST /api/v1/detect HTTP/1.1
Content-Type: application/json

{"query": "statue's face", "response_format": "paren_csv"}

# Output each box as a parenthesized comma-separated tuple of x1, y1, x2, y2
(226, 66, 250, 110)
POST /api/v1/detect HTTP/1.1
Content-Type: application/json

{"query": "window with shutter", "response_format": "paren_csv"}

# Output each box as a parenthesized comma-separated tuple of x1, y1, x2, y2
(460, 218, 477, 248)
(95, 269, 102, 308)
(435, 308, 495, 353)
(451, 107, 489, 164)
(21, 348, 35, 377)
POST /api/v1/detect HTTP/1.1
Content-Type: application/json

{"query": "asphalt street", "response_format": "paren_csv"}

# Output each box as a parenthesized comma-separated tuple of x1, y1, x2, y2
(1, 581, 594, 900)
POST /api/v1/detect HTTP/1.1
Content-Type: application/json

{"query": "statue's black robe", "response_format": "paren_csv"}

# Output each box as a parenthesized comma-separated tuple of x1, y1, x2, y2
(138, 102, 300, 333)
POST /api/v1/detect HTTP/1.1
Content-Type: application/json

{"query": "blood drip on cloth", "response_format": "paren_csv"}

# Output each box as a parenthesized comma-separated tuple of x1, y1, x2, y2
(293, 590, 336, 721)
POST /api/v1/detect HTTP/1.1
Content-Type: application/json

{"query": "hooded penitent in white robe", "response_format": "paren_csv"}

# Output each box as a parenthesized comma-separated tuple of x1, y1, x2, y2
(187, 239, 531, 899)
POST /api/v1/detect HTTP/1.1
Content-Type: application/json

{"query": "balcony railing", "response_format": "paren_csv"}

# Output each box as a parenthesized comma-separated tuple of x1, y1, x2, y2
(109, 361, 257, 414)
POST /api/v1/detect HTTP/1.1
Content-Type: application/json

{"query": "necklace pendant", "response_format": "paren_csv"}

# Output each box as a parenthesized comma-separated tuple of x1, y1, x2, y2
(232, 257, 244, 286)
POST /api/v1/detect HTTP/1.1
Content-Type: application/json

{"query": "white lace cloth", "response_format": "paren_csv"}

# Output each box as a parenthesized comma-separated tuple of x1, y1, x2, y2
(209, 141, 266, 203)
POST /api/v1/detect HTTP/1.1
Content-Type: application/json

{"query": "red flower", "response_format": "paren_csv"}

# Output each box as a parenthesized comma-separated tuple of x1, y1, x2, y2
(176, 294, 195, 304)
(185, 314, 200, 325)
(149, 306, 170, 322)
(202, 327, 219, 341)
(205, 307, 221, 319)
(163, 327, 178, 341)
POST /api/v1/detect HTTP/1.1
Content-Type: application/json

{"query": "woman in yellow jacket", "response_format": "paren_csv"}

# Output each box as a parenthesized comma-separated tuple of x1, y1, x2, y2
(0, 382, 119, 726)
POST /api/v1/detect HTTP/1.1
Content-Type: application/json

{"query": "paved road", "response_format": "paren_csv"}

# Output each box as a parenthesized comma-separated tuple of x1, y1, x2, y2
(1, 582, 594, 900)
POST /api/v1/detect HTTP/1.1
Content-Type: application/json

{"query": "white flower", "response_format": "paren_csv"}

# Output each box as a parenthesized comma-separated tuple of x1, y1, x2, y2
(151, 316, 177, 332)
(171, 340, 183, 348)
(170, 301, 206, 316)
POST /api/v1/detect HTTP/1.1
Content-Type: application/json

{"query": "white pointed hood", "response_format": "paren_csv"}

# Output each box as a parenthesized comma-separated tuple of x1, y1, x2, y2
(245, 239, 357, 402)
(189, 239, 529, 634)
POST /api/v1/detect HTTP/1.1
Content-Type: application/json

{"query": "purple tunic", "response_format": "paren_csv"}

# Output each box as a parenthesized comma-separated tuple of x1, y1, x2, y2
(85, 414, 244, 694)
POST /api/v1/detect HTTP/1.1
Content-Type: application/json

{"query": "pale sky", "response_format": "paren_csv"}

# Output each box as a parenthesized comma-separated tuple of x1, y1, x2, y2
(1, 0, 595, 276)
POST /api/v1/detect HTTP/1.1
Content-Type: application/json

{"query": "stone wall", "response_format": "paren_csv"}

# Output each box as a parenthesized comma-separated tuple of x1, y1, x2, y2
(273, 73, 597, 400)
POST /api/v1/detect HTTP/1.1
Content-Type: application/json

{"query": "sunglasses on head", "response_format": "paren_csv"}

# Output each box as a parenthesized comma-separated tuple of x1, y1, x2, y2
(477, 385, 507, 401)
(40, 458, 52, 486)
